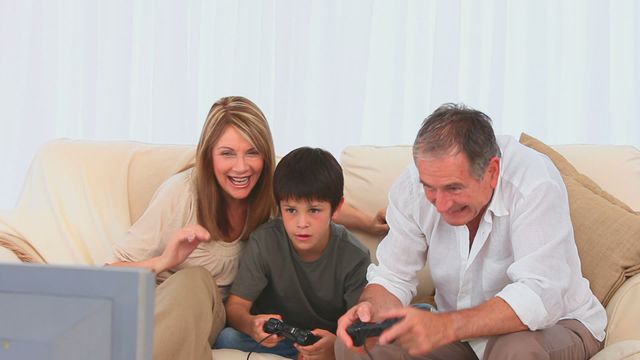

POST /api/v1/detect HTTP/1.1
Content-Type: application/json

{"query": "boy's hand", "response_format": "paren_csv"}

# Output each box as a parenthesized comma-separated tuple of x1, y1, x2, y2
(250, 314, 283, 347)
(295, 329, 335, 360)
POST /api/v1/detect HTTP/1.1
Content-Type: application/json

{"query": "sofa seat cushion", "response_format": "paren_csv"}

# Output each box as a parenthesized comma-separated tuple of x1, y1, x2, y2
(520, 133, 640, 306)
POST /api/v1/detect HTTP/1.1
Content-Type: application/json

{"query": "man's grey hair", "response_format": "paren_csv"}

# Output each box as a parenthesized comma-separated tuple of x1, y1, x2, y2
(413, 103, 501, 179)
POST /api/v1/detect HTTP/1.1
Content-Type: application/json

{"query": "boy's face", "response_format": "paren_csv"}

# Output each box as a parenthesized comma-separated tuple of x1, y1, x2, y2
(280, 198, 333, 262)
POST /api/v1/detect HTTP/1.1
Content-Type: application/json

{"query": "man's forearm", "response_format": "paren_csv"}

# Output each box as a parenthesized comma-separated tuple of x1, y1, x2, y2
(447, 296, 527, 342)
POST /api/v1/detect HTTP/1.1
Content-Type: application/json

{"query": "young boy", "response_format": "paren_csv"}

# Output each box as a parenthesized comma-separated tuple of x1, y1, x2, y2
(214, 147, 371, 359)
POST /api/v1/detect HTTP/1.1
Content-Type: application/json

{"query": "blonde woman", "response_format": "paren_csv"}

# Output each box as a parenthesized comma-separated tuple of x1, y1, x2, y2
(110, 96, 276, 360)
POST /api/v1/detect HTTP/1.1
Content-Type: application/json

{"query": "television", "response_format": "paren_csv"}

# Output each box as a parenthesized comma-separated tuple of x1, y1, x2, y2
(0, 263, 154, 360)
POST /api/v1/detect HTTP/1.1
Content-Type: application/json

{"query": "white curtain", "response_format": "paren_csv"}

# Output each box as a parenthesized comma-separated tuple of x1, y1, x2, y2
(1, 0, 638, 210)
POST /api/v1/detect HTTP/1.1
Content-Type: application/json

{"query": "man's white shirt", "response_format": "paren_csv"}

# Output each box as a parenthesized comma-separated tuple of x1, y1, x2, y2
(367, 136, 606, 358)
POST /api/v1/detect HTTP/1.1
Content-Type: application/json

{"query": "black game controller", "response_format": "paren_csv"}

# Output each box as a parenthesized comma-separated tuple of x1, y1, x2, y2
(263, 318, 320, 346)
(346, 317, 402, 346)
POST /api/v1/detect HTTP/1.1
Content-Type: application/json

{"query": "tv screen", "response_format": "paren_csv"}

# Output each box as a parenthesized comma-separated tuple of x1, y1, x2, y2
(0, 263, 154, 360)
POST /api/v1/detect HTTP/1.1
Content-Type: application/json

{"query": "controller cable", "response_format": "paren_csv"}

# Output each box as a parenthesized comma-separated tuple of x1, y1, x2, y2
(246, 333, 276, 360)
(363, 341, 376, 360)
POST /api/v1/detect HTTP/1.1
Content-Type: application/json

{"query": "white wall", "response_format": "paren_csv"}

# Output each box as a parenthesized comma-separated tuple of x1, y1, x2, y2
(1, 0, 638, 210)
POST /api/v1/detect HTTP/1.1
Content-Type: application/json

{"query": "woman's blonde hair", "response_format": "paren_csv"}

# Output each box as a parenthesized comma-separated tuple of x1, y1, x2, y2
(194, 96, 276, 240)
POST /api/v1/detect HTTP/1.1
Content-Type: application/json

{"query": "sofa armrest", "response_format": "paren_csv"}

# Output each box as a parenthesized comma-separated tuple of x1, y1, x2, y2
(0, 245, 21, 263)
(604, 273, 640, 346)
(591, 340, 640, 360)
(0, 226, 46, 263)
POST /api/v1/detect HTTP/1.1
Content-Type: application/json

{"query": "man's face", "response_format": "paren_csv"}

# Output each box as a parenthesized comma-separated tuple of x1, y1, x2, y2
(416, 151, 499, 227)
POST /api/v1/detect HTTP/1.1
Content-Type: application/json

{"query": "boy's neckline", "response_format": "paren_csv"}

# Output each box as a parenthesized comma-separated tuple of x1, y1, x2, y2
(289, 222, 334, 263)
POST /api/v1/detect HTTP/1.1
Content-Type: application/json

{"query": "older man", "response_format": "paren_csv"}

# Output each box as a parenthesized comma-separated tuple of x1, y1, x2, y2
(335, 104, 606, 360)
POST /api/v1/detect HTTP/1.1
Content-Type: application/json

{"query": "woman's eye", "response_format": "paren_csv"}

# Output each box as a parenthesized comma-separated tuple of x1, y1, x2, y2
(247, 149, 261, 157)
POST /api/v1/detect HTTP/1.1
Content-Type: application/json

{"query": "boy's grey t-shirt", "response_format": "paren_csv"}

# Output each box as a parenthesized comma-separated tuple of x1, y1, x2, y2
(230, 218, 370, 332)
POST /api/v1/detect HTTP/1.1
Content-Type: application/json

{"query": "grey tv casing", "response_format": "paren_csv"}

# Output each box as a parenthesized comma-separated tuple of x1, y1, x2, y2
(0, 263, 154, 360)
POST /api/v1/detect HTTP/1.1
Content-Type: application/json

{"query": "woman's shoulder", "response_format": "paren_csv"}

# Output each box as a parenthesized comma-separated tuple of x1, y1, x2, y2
(153, 168, 195, 200)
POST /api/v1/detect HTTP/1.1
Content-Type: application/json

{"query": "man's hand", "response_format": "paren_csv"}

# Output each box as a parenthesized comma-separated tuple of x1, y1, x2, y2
(337, 284, 403, 350)
(376, 307, 454, 357)
(295, 329, 335, 360)
(377, 297, 528, 357)
(335, 301, 376, 348)
(156, 224, 210, 273)
(250, 314, 283, 348)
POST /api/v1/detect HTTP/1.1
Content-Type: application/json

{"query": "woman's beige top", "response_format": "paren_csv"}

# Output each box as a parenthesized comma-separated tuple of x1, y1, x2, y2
(113, 168, 245, 295)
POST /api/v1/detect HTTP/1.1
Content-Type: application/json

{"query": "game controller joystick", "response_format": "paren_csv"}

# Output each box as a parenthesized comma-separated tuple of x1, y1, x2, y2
(263, 318, 320, 346)
(346, 317, 402, 346)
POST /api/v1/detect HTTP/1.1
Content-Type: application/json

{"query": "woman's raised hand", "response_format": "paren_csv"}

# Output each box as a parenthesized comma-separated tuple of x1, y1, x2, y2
(155, 224, 211, 273)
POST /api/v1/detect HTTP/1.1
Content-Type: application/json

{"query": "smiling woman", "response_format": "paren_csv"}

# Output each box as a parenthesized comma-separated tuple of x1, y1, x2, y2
(108, 96, 277, 360)
(212, 125, 266, 230)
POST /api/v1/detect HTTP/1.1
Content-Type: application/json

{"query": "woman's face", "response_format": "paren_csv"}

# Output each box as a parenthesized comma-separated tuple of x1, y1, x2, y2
(212, 125, 264, 203)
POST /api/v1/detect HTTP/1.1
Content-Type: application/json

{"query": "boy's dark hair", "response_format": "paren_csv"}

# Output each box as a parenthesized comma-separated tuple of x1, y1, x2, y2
(273, 147, 344, 213)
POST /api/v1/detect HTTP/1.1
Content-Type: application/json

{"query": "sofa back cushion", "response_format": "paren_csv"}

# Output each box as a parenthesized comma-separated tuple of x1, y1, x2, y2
(520, 133, 640, 306)
(340, 145, 436, 303)
(552, 144, 640, 212)
(341, 145, 413, 260)
(126, 144, 195, 224)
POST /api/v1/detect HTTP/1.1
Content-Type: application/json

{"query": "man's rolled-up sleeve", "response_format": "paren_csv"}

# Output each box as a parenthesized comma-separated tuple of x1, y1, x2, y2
(496, 179, 576, 330)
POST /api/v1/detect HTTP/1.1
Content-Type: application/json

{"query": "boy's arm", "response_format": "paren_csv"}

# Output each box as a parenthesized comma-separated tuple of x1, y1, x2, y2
(225, 294, 283, 347)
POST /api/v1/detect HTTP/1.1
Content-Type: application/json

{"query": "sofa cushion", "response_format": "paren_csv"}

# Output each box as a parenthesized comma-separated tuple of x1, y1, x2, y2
(552, 144, 640, 212)
(127, 144, 195, 224)
(520, 133, 640, 306)
(340, 145, 413, 262)
(340, 145, 436, 304)
(341, 145, 413, 232)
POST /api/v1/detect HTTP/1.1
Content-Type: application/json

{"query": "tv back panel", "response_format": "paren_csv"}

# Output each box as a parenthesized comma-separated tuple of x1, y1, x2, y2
(0, 263, 154, 360)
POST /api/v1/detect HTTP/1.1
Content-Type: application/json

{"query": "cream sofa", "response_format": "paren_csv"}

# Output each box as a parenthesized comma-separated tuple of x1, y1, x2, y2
(1, 138, 639, 360)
